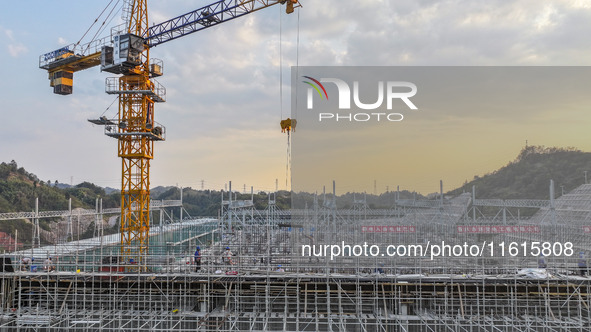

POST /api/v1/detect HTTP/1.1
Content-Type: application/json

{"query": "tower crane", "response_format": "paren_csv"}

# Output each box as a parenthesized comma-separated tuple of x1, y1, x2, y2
(39, 0, 300, 267)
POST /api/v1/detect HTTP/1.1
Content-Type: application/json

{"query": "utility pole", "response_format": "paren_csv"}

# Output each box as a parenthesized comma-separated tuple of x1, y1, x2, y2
(439, 180, 443, 211)
(201, 179, 204, 190)
(472, 185, 476, 222)
(180, 186, 183, 222)
(550, 180, 556, 224)
(67, 198, 73, 242)
(33, 198, 40, 249)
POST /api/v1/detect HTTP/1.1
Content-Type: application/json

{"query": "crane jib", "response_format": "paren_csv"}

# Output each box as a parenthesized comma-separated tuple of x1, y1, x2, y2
(145, 0, 294, 47)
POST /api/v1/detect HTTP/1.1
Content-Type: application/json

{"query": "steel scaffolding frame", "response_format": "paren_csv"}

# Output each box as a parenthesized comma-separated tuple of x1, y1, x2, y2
(1, 272, 590, 331)
(0, 184, 590, 331)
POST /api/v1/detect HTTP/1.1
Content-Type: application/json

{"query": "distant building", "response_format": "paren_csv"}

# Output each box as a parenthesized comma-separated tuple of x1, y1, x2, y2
(0, 232, 23, 251)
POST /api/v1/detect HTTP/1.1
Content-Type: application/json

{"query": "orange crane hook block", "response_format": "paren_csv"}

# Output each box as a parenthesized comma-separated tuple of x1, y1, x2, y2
(280, 118, 296, 133)
(283, 0, 299, 14)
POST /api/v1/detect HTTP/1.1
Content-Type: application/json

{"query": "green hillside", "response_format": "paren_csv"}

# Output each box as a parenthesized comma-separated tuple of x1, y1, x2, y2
(0, 161, 119, 244)
(447, 146, 591, 199)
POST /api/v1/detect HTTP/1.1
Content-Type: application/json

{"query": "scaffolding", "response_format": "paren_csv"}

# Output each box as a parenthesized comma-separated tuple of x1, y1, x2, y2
(0, 184, 590, 331)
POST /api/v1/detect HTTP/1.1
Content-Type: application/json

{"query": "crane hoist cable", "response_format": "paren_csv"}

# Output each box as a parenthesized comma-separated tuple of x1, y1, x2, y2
(294, 9, 300, 122)
(83, 1, 123, 54)
(279, 5, 301, 189)
(100, 97, 120, 118)
(280, 3, 283, 122)
(75, 0, 119, 48)
(290, 9, 301, 190)
(278, 5, 290, 188)
(278, 6, 295, 189)
(92, 2, 124, 43)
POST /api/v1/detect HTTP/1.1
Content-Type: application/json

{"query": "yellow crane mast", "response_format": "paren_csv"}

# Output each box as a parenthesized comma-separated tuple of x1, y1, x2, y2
(117, 0, 153, 263)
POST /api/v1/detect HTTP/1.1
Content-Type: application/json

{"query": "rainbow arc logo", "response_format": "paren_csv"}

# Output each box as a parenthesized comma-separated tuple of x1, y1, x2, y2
(302, 76, 328, 107)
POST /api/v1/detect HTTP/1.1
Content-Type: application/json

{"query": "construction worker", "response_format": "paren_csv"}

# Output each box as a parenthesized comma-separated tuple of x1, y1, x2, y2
(44, 256, 55, 272)
(538, 254, 547, 269)
(222, 247, 234, 265)
(276, 264, 285, 272)
(375, 263, 385, 274)
(21, 257, 33, 271)
(578, 252, 587, 277)
(194, 246, 202, 272)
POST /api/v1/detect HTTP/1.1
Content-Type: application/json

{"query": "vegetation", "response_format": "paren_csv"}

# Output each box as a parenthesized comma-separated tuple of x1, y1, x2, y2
(447, 146, 591, 199)
(0, 161, 119, 244)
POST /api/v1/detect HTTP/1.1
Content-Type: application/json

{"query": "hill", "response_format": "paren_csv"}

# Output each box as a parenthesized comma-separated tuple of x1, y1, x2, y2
(447, 146, 591, 199)
(0, 161, 119, 245)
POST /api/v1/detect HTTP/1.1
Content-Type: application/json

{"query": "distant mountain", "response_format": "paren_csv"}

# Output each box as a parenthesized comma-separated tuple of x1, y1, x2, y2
(151, 185, 176, 198)
(55, 183, 72, 189)
(104, 187, 118, 195)
(447, 146, 591, 199)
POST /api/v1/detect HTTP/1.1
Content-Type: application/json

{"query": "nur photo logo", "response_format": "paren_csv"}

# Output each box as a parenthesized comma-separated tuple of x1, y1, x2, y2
(302, 76, 418, 122)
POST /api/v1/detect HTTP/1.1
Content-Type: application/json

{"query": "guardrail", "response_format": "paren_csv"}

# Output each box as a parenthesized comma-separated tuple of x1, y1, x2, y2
(39, 35, 111, 69)
(0, 200, 182, 221)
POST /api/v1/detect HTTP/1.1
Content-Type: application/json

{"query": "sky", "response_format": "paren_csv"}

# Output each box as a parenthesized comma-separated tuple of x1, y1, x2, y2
(1, 0, 591, 196)
(291, 66, 591, 194)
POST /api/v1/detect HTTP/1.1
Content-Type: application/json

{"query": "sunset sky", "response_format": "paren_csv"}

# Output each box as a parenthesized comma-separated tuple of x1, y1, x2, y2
(291, 67, 591, 194)
(1, 0, 591, 195)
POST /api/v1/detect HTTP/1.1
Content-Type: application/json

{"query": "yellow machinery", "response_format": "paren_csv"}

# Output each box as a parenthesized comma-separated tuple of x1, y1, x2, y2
(40, 0, 300, 267)
(280, 118, 296, 133)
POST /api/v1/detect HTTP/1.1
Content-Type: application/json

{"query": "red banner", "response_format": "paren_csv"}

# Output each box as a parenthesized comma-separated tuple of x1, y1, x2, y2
(457, 225, 540, 233)
(361, 225, 416, 233)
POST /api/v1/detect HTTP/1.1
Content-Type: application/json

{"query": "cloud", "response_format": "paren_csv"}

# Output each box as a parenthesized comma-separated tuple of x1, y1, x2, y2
(8, 44, 27, 57)
(285, 0, 591, 66)
(1, 27, 28, 57)
(4, 29, 14, 40)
